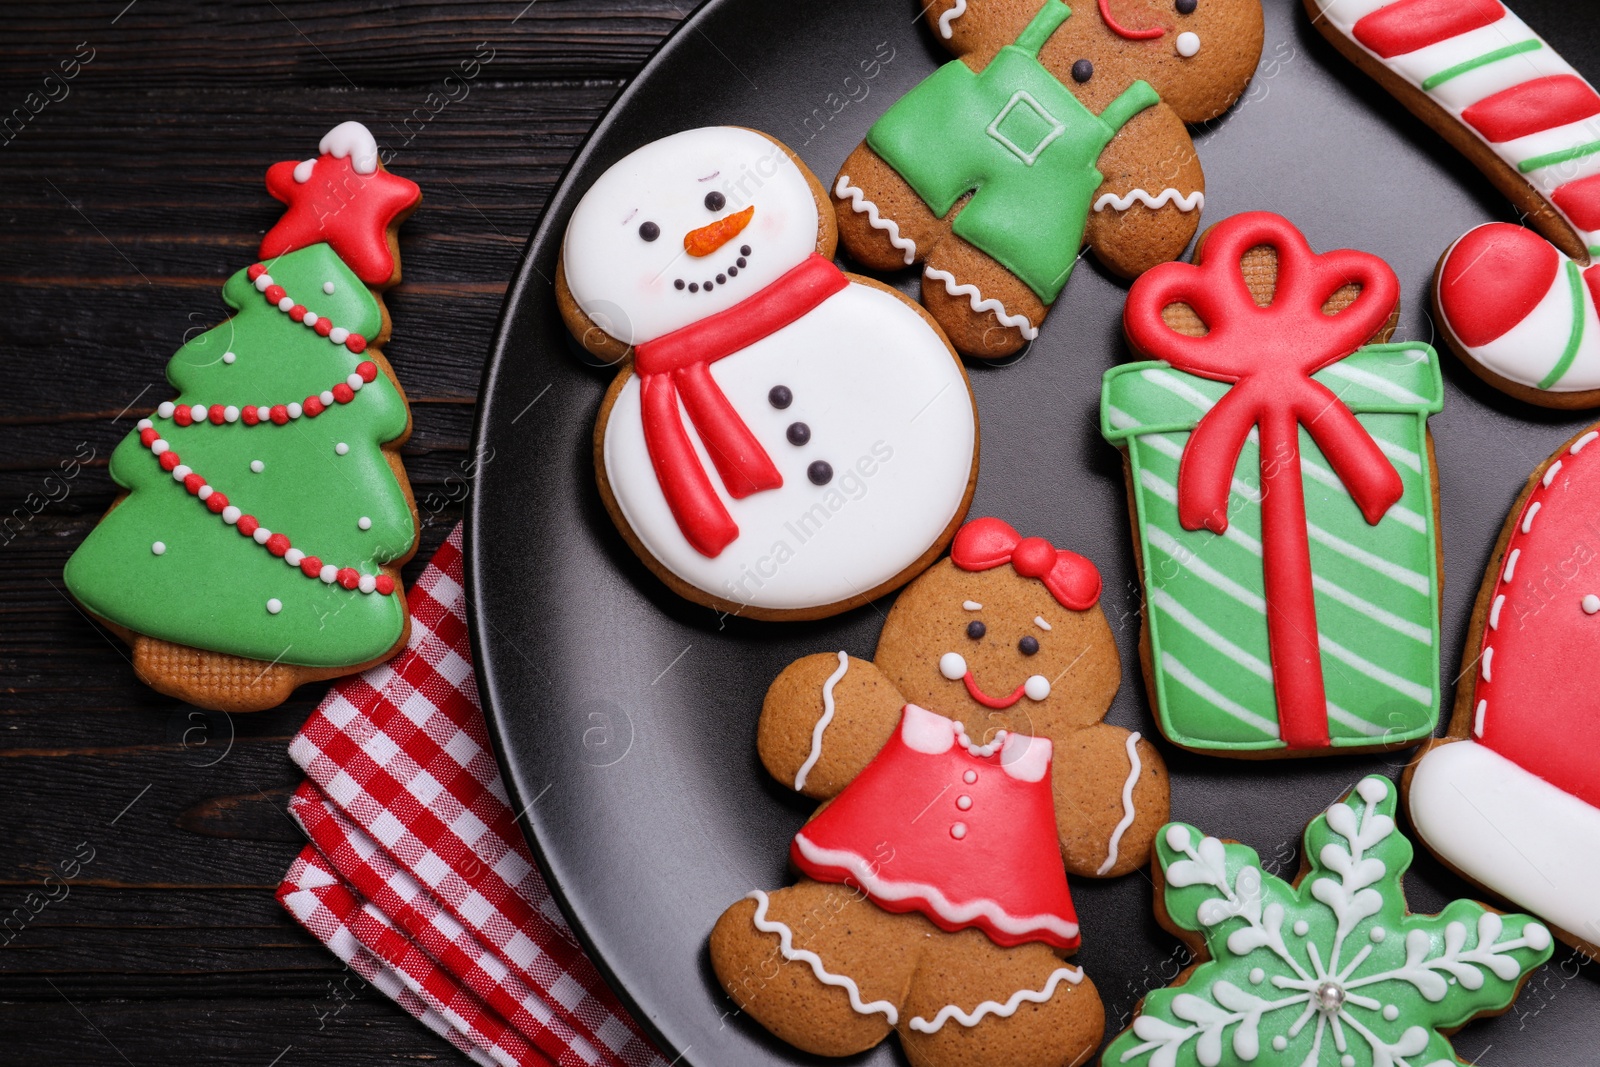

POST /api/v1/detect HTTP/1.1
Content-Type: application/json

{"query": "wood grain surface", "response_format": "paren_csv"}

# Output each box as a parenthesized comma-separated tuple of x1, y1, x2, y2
(1, 2, 682, 1061)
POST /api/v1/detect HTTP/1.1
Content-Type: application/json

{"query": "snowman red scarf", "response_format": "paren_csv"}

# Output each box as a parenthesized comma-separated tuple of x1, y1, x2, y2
(632, 253, 849, 558)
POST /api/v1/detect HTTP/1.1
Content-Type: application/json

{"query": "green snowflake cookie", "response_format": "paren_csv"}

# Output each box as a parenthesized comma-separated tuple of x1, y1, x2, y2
(1105, 775, 1552, 1067)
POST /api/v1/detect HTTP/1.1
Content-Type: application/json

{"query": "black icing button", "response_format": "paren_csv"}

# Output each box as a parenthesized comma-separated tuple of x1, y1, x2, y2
(967, 620, 986, 640)
(705, 191, 726, 212)
(674, 279, 685, 290)
(807, 460, 833, 486)
(1019, 635, 1040, 656)
(786, 422, 811, 446)
(740, 245, 752, 257)
(769, 385, 793, 409)
(638, 220, 660, 241)
(1176, 0, 1197, 12)
(737, 257, 748, 268)
(1072, 59, 1093, 83)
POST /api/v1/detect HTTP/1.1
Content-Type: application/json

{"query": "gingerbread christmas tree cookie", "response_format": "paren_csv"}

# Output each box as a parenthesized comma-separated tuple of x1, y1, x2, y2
(64, 121, 421, 711)
(1105, 775, 1553, 1067)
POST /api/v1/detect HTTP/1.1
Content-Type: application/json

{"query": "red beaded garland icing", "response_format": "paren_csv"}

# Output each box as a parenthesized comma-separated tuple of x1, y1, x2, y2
(246, 262, 369, 354)
(134, 403, 394, 596)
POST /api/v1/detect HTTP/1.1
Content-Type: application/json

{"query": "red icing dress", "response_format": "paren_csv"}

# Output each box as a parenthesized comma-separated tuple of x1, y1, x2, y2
(791, 703, 1080, 951)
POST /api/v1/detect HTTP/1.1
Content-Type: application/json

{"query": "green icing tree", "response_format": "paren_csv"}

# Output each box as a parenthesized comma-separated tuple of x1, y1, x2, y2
(66, 242, 414, 667)
(1105, 775, 1553, 1067)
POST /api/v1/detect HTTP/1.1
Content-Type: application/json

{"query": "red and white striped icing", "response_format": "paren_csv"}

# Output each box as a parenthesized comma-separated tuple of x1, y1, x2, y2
(1313, 0, 1600, 257)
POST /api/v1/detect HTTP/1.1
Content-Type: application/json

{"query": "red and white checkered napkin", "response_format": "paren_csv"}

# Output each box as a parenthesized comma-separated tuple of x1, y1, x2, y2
(276, 525, 669, 1067)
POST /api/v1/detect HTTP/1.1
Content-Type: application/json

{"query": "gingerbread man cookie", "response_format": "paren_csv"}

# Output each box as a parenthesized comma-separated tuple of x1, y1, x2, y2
(834, 0, 1264, 358)
(709, 517, 1169, 1066)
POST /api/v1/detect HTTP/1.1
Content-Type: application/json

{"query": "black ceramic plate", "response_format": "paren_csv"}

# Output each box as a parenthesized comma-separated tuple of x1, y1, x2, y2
(467, 1, 1600, 1063)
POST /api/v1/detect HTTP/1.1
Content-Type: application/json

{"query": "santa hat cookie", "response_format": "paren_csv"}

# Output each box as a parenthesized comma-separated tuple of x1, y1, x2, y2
(1407, 424, 1600, 958)
(556, 127, 979, 620)
(1306, 0, 1600, 407)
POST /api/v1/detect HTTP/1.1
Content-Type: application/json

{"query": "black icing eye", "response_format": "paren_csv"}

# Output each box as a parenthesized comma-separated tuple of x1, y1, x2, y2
(1019, 635, 1040, 656)
(1072, 59, 1093, 83)
(705, 191, 726, 212)
(639, 221, 660, 242)
(1176, 0, 1197, 13)
(967, 621, 986, 640)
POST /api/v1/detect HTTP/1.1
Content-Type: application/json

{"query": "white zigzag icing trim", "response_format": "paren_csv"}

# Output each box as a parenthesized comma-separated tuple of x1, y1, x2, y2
(746, 889, 899, 1023)
(794, 651, 848, 791)
(1096, 731, 1142, 875)
(835, 175, 917, 265)
(938, 0, 968, 39)
(1094, 188, 1205, 213)
(924, 266, 1040, 339)
(908, 966, 1084, 1033)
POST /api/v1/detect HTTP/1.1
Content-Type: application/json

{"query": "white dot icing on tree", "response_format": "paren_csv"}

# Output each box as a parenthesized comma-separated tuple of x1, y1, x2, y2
(324, 281, 336, 295)
(151, 541, 166, 556)
(335, 442, 350, 455)
(358, 517, 372, 531)
(223, 351, 236, 364)
(251, 460, 264, 473)
(267, 598, 282, 614)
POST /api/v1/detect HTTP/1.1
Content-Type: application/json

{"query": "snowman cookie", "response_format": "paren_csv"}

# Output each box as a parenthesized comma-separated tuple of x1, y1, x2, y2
(833, 0, 1265, 358)
(709, 517, 1169, 1065)
(557, 127, 979, 620)
(1306, 0, 1600, 407)
(1407, 425, 1600, 958)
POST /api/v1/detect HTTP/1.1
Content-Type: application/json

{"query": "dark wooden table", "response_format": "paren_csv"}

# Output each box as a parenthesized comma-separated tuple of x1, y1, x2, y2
(1, 3, 682, 1060)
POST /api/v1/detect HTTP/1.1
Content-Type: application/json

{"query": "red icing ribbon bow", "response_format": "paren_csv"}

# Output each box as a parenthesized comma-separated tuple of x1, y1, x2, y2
(951, 517, 1101, 610)
(632, 254, 849, 558)
(1123, 212, 1404, 750)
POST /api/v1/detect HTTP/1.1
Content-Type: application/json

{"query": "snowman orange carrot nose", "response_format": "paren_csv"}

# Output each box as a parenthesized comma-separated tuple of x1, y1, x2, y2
(684, 205, 754, 257)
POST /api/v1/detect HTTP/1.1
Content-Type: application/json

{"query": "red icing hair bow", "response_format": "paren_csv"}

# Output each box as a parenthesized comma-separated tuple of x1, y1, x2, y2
(950, 518, 1101, 610)
(1122, 212, 1405, 750)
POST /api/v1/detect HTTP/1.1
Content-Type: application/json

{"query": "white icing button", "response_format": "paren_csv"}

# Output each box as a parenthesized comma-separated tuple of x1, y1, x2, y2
(956, 795, 973, 811)
(1382, 1005, 1399, 1021)
(963, 769, 977, 784)
(320, 564, 339, 583)
(151, 439, 170, 455)
(253, 527, 272, 544)
(1272, 1037, 1288, 1052)
(250, 460, 264, 473)
(321, 390, 336, 406)
(939, 652, 967, 680)
(1293, 920, 1310, 936)
(137, 418, 153, 431)
(1584, 595, 1600, 615)
(285, 549, 304, 567)
(329, 327, 349, 344)
(303, 311, 319, 326)
(223, 405, 240, 423)
(950, 822, 967, 840)
(1023, 674, 1050, 701)
(157, 401, 175, 419)
(222, 506, 241, 525)
(223, 351, 236, 364)
(1165, 825, 1192, 852)
(1176, 31, 1200, 57)
(358, 517, 372, 531)
(1249, 967, 1264, 985)
(277, 296, 294, 312)
(323, 281, 336, 295)
(267, 598, 282, 615)
(1370, 926, 1386, 942)
(1341, 1056, 1355, 1067)
(151, 541, 166, 555)
(335, 442, 350, 456)
(358, 574, 377, 594)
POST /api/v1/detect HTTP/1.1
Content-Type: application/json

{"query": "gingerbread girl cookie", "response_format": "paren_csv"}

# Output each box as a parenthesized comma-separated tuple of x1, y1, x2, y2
(1407, 424, 1600, 959)
(834, 0, 1264, 358)
(709, 517, 1168, 1066)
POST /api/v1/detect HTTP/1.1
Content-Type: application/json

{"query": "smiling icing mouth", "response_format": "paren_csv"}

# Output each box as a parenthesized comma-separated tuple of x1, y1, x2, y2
(674, 243, 752, 295)
(939, 651, 1050, 708)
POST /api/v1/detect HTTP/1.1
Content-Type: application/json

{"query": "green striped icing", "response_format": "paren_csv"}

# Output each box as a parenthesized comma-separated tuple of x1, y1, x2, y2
(1102, 344, 1445, 753)
(1519, 138, 1600, 175)
(1538, 260, 1586, 390)
(1420, 39, 1542, 92)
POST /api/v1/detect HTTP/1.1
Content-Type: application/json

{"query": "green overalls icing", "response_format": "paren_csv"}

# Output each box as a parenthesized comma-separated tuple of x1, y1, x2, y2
(866, 0, 1159, 304)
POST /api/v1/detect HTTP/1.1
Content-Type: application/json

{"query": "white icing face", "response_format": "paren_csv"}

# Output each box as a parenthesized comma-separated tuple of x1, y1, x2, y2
(562, 127, 821, 346)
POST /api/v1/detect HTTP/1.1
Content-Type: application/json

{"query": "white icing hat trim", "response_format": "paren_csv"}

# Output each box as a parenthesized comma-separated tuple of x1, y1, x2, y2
(901, 703, 957, 755)
(909, 966, 1082, 1033)
(1409, 740, 1589, 947)
(792, 832, 1080, 943)
(999, 732, 1051, 782)
(746, 889, 898, 1023)
(319, 121, 380, 175)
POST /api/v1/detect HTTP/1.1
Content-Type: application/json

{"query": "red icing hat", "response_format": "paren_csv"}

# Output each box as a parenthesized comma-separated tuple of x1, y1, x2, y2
(950, 518, 1101, 611)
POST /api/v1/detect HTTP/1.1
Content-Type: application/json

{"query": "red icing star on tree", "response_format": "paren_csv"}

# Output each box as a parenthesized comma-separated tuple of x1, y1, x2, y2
(261, 125, 421, 286)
